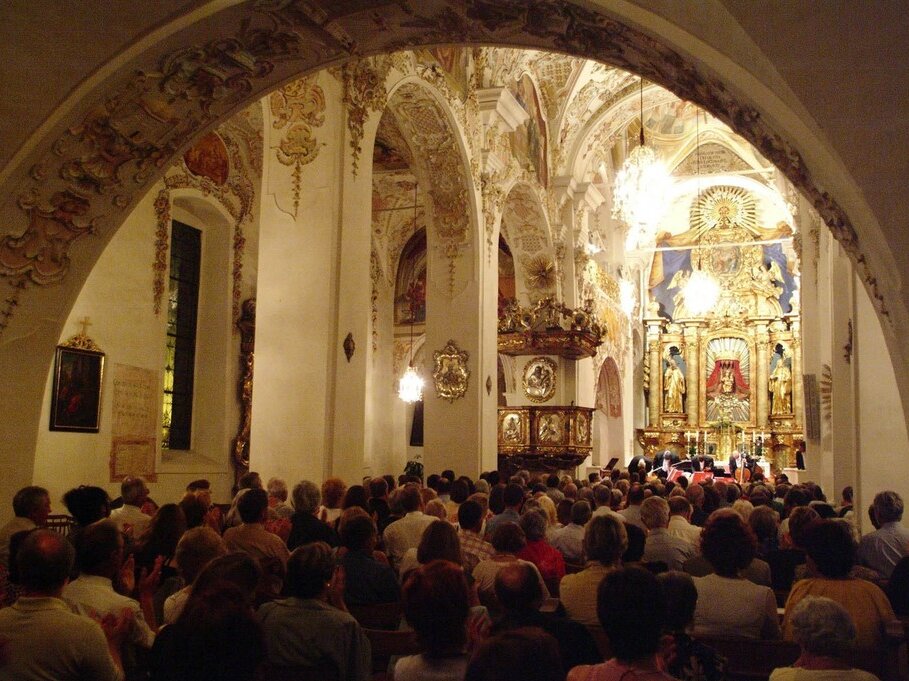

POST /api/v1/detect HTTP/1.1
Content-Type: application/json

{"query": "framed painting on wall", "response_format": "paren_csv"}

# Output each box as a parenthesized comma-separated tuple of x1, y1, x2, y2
(50, 345, 105, 432)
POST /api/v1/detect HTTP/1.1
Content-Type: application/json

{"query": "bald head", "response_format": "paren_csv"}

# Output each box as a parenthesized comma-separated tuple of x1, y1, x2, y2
(17, 529, 74, 595)
(494, 561, 542, 612)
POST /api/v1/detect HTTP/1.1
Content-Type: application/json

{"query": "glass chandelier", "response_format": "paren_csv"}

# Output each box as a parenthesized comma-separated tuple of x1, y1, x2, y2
(681, 109, 720, 316)
(619, 277, 636, 317)
(398, 180, 424, 403)
(613, 77, 672, 251)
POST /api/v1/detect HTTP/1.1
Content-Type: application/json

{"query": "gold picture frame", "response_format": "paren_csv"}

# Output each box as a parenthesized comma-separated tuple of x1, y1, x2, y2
(432, 339, 470, 402)
(522, 356, 557, 403)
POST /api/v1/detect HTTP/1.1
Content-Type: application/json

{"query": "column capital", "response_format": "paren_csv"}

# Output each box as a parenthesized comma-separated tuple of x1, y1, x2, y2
(476, 87, 528, 131)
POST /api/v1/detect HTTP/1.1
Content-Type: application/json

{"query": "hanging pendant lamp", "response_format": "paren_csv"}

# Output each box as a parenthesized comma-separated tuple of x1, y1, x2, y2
(398, 180, 424, 403)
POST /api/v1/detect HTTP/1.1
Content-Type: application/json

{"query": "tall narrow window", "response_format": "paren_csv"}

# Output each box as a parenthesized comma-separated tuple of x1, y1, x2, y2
(162, 221, 201, 450)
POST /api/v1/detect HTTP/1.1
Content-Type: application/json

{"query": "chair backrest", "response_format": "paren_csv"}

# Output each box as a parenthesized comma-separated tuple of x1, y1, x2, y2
(347, 601, 402, 631)
(585, 625, 613, 660)
(696, 637, 800, 681)
(363, 628, 420, 674)
(45, 514, 74, 537)
(262, 658, 339, 681)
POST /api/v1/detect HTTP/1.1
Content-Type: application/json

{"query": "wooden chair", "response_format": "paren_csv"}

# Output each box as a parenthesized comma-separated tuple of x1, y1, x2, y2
(347, 601, 402, 631)
(261, 659, 339, 681)
(363, 628, 420, 680)
(696, 637, 800, 681)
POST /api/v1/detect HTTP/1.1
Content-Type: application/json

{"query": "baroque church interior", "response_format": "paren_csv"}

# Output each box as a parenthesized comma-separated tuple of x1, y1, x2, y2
(0, 1, 907, 535)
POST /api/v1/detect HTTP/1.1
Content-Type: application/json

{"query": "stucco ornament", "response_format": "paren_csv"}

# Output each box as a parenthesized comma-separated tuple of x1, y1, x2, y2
(432, 339, 470, 402)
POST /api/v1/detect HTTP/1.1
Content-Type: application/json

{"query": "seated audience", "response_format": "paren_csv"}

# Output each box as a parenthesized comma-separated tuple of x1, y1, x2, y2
(162, 527, 226, 624)
(63, 519, 157, 653)
(568, 566, 677, 681)
(619, 485, 647, 531)
(110, 477, 152, 537)
(62, 485, 111, 543)
(0, 486, 51, 568)
(772, 596, 879, 681)
(474, 524, 549, 605)
(666, 496, 702, 548)
(320, 477, 347, 525)
(383, 483, 437, 571)
(458, 499, 494, 575)
(748, 503, 780, 560)
(257, 542, 371, 680)
(516, 508, 565, 592)
(885, 555, 909, 616)
(0, 529, 123, 680)
(425, 498, 449, 521)
(767, 505, 818, 592)
(560, 514, 627, 627)
(396, 560, 471, 681)
(339, 513, 400, 605)
(134, 503, 186, 582)
(367, 476, 393, 532)
(491, 562, 600, 672)
(551, 500, 591, 565)
(266, 477, 294, 519)
(223, 488, 290, 566)
(858, 490, 909, 579)
(657, 571, 727, 681)
(485, 483, 525, 539)
(151, 581, 266, 681)
(641, 496, 694, 571)
(784, 520, 895, 652)
(287, 480, 339, 550)
(177, 494, 208, 530)
(691, 510, 780, 639)
(466, 627, 564, 681)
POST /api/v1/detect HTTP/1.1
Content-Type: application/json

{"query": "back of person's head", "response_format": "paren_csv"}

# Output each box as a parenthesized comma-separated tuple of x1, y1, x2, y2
(16, 529, 74, 594)
(873, 490, 904, 524)
(570, 500, 592, 526)
(341, 485, 369, 512)
(804, 520, 855, 578)
(640, 496, 670, 530)
(491, 523, 526, 554)
(593, 484, 611, 508)
(339, 514, 376, 552)
(402, 560, 469, 657)
(320, 477, 347, 509)
(597, 566, 666, 661)
(458, 500, 484, 532)
(623, 523, 646, 562)
(626, 484, 645, 506)
(292, 480, 321, 514)
(417, 519, 460, 565)
(784, 486, 812, 512)
(519, 508, 547, 542)
(237, 488, 268, 523)
(175, 527, 227, 584)
(489, 484, 506, 515)
(788, 505, 821, 548)
(238, 472, 262, 490)
(266, 477, 288, 501)
(193, 552, 261, 606)
(186, 479, 210, 493)
(179, 493, 208, 529)
(732, 499, 754, 522)
(141, 503, 187, 556)
(120, 477, 147, 506)
(585, 514, 628, 565)
(700, 509, 756, 576)
(686, 484, 705, 507)
(424, 498, 447, 520)
(62, 486, 109, 526)
(466, 628, 563, 681)
(657, 570, 698, 632)
(503, 483, 524, 508)
(13, 486, 49, 520)
(667, 496, 691, 518)
(789, 596, 856, 657)
(449, 479, 470, 505)
(368, 476, 389, 499)
(436, 478, 451, 497)
(399, 483, 423, 513)
(749, 504, 780, 542)
(285, 542, 334, 599)
(441, 470, 455, 482)
(494, 562, 543, 612)
(841, 486, 853, 503)
(173, 580, 266, 681)
(76, 519, 122, 575)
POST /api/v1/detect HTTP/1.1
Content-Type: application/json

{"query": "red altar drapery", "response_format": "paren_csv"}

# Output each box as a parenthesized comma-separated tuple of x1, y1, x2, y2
(706, 359, 749, 398)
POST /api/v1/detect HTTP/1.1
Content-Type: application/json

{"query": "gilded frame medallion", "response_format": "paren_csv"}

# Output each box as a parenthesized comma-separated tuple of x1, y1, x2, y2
(522, 356, 557, 403)
(432, 339, 469, 402)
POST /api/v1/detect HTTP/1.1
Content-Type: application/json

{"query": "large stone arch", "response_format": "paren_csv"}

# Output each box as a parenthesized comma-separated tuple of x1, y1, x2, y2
(498, 181, 557, 304)
(0, 1, 905, 509)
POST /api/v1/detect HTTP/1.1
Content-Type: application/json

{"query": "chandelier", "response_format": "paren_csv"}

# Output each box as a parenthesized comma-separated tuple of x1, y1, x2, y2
(681, 109, 720, 316)
(613, 78, 672, 251)
(619, 277, 636, 317)
(398, 180, 424, 403)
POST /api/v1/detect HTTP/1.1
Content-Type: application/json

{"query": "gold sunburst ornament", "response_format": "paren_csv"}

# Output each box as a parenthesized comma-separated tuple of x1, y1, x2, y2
(692, 185, 756, 233)
(525, 256, 556, 290)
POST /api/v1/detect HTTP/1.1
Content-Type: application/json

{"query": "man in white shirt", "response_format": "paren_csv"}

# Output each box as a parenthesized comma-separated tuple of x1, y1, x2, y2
(666, 496, 702, 549)
(109, 477, 151, 537)
(0, 485, 50, 568)
(63, 519, 157, 651)
(641, 496, 694, 570)
(551, 500, 591, 565)
(382, 484, 436, 570)
(858, 490, 909, 578)
(619, 485, 647, 531)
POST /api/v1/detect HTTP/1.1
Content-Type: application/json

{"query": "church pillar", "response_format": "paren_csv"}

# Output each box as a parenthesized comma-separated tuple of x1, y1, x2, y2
(790, 317, 804, 428)
(646, 319, 663, 426)
(683, 323, 699, 428)
(754, 322, 770, 428)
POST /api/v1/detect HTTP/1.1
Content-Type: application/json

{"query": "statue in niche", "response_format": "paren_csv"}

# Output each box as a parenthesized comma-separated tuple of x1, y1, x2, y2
(769, 345, 792, 415)
(663, 355, 686, 413)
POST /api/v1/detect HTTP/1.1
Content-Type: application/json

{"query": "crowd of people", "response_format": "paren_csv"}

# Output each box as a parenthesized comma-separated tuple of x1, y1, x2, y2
(0, 465, 906, 681)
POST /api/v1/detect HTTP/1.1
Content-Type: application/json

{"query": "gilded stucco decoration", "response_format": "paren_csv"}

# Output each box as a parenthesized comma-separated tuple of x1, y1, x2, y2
(0, 0, 889, 339)
(432, 339, 470, 403)
(524, 255, 557, 292)
(270, 76, 327, 217)
(152, 189, 171, 316)
(343, 57, 392, 175)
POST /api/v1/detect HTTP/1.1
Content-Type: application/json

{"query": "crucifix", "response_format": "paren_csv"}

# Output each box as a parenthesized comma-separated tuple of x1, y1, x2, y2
(77, 316, 92, 337)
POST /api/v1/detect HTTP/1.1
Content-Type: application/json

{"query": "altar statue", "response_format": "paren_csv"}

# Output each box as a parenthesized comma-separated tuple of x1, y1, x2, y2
(769, 352, 792, 415)
(664, 357, 686, 413)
